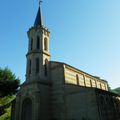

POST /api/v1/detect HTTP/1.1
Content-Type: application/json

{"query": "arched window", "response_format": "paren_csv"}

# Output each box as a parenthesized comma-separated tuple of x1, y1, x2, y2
(44, 38, 48, 51)
(36, 58, 39, 73)
(29, 59, 31, 74)
(36, 36, 40, 49)
(44, 59, 48, 76)
(76, 74, 79, 85)
(30, 38, 33, 50)
(21, 98, 32, 120)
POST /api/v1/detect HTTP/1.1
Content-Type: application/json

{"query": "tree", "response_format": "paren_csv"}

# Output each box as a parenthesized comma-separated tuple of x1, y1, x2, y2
(0, 67, 20, 118)
(0, 67, 20, 98)
(112, 87, 120, 95)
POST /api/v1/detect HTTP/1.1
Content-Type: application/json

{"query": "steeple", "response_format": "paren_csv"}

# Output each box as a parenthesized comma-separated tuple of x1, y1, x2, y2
(34, 2, 43, 27)
(26, 1, 50, 82)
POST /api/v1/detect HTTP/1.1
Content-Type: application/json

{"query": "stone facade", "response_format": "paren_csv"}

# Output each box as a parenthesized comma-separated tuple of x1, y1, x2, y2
(50, 62, 120, 120)
(12, 4, 120, 120)
(96, 89, 120, 120)
(14, 81, 51, 120)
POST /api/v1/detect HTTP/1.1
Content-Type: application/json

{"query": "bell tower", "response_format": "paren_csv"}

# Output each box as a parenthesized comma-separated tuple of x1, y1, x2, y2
(13, 3, 52, 120)
(26, 3, 50, 82)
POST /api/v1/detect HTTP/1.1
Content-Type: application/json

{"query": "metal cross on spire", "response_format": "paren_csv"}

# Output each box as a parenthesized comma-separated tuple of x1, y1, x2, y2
(39, 0, 42, 6)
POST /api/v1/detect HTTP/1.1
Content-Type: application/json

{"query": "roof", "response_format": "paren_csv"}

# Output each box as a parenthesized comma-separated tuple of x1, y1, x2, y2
(50, 61, 107, 83)
(34, 6, 43, 27)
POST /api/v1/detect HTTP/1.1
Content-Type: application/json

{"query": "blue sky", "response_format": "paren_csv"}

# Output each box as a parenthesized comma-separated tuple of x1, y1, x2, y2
(0, 0, 120, 89)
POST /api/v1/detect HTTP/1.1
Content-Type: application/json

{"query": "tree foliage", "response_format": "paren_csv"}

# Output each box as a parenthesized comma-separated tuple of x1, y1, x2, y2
(0, 67, 20, 97)
(0, 96, 14, 119)
(112, 87, 120, 95)
(0, 67, 20, 119)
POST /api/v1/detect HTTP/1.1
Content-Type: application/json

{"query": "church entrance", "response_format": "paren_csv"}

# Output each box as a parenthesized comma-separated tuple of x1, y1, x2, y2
(21, 98, 32, 120)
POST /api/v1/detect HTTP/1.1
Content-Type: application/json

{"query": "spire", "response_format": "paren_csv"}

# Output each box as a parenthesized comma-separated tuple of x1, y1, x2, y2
(34, 1, 43, 27)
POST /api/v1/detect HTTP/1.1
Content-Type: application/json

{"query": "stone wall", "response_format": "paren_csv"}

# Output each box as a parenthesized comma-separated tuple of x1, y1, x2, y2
(63, 85, 100, 120)
(14, 81, 51, 120)
(95, 89, 120, 120)
(50, 62, 100, 120)
(50, 62, 66, 120)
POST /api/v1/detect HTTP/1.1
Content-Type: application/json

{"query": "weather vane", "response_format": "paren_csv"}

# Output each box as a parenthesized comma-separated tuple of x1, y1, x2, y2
(39, 0, 42, 6)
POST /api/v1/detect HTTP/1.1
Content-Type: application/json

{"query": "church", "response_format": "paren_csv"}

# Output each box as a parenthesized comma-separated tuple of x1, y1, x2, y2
(11, 3, 120, 120)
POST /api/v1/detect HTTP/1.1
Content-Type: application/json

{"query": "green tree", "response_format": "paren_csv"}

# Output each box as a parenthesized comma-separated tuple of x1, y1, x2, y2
(112, 87, 120, 95)
(0, 67, 20, 97)
(0, 67, 20, 119)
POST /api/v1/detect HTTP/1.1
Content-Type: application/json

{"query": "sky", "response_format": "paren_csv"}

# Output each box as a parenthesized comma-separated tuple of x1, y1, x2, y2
(0, 0, 120, 89)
